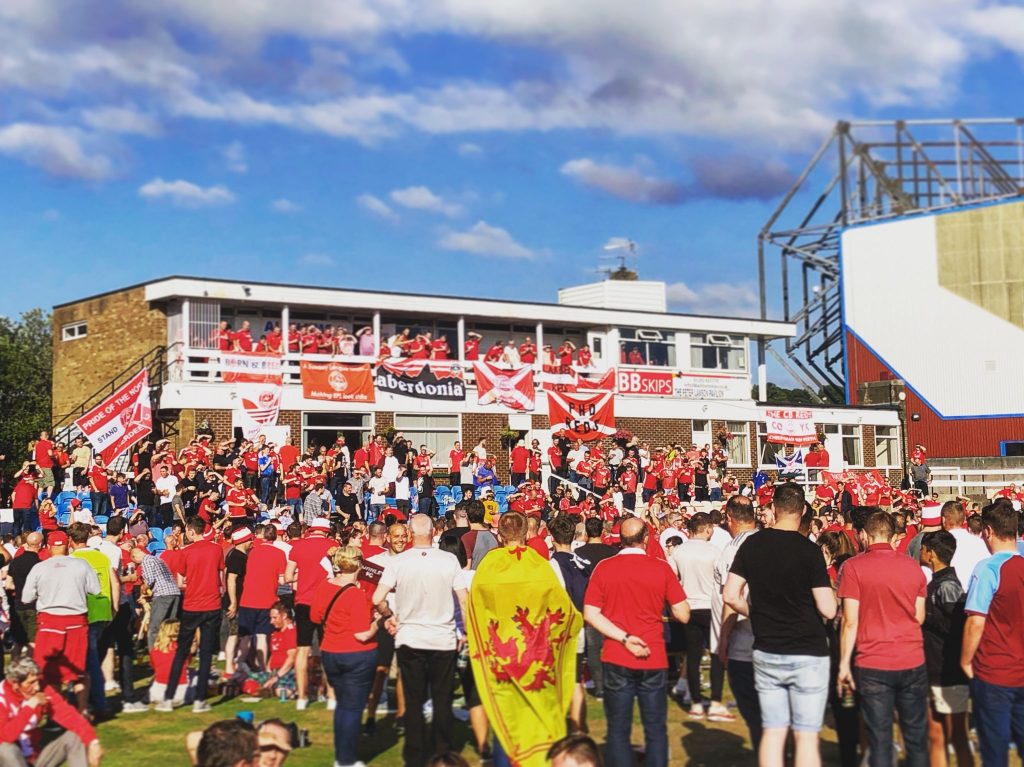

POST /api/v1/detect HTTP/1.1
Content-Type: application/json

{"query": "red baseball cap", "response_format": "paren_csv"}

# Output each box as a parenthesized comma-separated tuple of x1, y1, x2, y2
(69, 498, 82, 508)
(48, 531, 69, 546)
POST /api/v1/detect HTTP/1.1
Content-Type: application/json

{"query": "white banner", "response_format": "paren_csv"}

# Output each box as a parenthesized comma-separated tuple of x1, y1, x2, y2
(764, 408, 818, 446)
(235, 381, 282, 439)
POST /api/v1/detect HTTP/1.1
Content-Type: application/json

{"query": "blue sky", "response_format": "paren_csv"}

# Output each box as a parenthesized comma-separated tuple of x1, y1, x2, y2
(1, 0, 1022, 337)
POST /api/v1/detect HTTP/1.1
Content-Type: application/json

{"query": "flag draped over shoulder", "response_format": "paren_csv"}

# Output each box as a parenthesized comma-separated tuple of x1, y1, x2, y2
(467, 546, 582, 767)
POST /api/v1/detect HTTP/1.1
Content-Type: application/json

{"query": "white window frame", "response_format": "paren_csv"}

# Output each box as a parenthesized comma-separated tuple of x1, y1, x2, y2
(61, 321, 87, 341)
(689, 333, 748, 372)
(301, 412, 372, 454)
(618, 327, 677, 368)
(691, 419, 712, 449)
(874, 425, 900, 468)
(393, 414, 461, 467)
(725, 421, 751, 467)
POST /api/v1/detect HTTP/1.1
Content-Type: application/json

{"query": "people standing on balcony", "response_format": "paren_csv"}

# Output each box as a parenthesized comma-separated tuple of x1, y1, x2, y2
(356, 325, 375, 356)
(233, 320, 253, 352)
(463, 331, 482, 361)
(519, 337, 537, 364)
(501, 341, 520, 368)
(482, 341, 503, 363)
(317, 326, 335, 355)
(558, 340, 576, 366)
(577, 344, 593, 367)
(541, 343, 556, 366)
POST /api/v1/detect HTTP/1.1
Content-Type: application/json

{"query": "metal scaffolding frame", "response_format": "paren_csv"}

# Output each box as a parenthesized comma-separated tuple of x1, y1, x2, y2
(758, 118, 1024, 401)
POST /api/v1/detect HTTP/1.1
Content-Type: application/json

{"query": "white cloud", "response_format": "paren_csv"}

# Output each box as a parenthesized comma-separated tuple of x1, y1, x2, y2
(356, 193, 398, 220)
(271, 198, 300, 213)
(0, 123, 112, 179)
(81, 104, 161, 136)
(389, 185, 462, 217)
(457, 142, 483, 157)
(437, 220, 534, 260)
(138, 177, 235, 207)
(561, 157, 683, 204)
(222, 140, 247, 172)
(667, 281, 760, 318)
(300, 253, 335, 266)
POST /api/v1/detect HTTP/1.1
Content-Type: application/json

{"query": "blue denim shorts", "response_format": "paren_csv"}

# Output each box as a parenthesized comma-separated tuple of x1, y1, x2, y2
(752, 650, 830, 732)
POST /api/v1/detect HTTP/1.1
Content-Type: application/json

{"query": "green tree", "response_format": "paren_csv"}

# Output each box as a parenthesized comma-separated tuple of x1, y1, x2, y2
(0, 309, 52, 473)
(753, 382, 819, 405)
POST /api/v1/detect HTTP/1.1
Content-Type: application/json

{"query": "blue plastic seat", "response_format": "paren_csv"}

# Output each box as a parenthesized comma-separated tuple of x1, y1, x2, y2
(147, 540, 166, 554)
(94, 515, 109, 526)
(450, 486, 463, 504)
(164, 527, 174, 538)
(150, 527, 165, 542)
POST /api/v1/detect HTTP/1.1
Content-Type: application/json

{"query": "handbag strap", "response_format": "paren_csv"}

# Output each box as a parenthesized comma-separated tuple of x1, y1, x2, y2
(320, 583, 356, 626)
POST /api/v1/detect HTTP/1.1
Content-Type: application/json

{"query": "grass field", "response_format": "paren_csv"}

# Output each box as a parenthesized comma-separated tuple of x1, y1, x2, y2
(91, 683, 848, 766)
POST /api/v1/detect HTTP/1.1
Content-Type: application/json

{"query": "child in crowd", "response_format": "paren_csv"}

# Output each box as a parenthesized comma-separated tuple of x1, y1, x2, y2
(148, 619, 192, 707)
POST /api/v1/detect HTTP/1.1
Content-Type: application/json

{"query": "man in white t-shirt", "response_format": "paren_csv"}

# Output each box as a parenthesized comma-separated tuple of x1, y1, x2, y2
(566, 442, 587, 482)
(711, 495, 761, 748)
(941, 501, 989, 589)
(367, 468, 389, 524)
(372, 515, 466, 767)
(659, 513, 687, 551)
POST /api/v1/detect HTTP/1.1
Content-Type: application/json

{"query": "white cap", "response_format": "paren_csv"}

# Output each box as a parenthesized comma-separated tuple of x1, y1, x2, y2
(310, 518, 331, 531)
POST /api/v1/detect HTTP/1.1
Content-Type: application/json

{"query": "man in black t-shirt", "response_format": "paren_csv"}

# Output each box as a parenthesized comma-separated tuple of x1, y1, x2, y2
(334, 481, 360, 524)
(724, 483, 837, 766)
(7, 532, 43, 650)
(224, 530, 251, 676)
(574, 516, 618, 699)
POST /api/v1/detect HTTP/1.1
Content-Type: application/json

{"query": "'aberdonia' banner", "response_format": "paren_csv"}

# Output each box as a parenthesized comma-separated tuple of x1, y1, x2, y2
(376, 359, 466, 401)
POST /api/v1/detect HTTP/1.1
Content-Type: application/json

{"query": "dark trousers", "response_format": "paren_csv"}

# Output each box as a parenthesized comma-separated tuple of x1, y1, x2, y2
(90, 493, 110, 519)
(728, 659, 762, 749)
(856, 664, 928, 767)
(12, 508, 30, 537)
(584, 625, 606, 696)
(85, 622, 109, 713)
(259, 474, 273, 504)
(322, 650, 376, 766)
(397, 646, 457, 767)
(99, 602, 136, 702)
(166, 609, 221, 702)
(510, 472, 525, 487)
(684, 609, 724, 704)
(971, 676, 1024, 767)
(603, 663, 668, 767)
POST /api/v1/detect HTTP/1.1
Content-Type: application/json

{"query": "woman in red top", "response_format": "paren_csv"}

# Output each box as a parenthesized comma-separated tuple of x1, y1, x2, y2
(310, 547, 381, 767)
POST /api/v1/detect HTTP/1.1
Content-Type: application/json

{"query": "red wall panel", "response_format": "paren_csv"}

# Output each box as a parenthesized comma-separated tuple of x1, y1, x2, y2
(846, 331, 1024, 458)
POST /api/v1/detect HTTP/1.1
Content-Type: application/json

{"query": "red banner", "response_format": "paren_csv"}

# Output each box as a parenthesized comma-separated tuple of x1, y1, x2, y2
(300, 361, 375, 403)
(547, 390, 615, 441)
(474, 363, 535, 410)
(616, 369, 674, 396)
(75, 370, 152, 464)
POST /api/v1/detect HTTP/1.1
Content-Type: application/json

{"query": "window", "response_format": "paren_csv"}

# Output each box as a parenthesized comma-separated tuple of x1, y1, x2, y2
(188, 300, 220, 350)
(690, 333, 747, 371)
(691, 419, 711, 448)
(842, 425, 863, 466)
(875, 425, 899, 467)
(619, 328, 676, 367)
(726, 421, 750, 466)
(394, 414, 460, 466)
(301, 412, 372, 454)
(61, 321, 87, 341)
(756, 422, 785, 467)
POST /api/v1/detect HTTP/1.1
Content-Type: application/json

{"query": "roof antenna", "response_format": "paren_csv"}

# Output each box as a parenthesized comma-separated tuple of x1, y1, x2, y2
(600, 238, 639, 281)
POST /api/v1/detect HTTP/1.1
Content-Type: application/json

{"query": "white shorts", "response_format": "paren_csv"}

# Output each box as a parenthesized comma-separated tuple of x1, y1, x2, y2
(930, 684, 969, 715)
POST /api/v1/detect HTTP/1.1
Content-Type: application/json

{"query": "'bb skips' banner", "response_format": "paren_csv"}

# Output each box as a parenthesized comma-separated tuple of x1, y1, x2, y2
(75, 370, 152, 464)
(300, 361, 375, 403)
(375, 359, 466, 401)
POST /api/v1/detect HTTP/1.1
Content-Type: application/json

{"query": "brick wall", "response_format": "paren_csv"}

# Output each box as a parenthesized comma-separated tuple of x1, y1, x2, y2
(194, 408, 233, 443)
(463, 413, 510, 480)
(52, 286, 165, 424)
(862, 425, 876, 467)
(374, 412, 395, 437)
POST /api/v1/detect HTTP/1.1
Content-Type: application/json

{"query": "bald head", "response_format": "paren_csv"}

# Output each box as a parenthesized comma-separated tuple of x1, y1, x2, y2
(23, 532, 43, 551)
(620, 517, 647, 546)
(409, 514, 433, 540)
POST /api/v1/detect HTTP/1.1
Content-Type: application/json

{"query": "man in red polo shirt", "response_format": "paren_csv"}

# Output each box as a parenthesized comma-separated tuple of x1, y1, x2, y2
(837, 510, 928, 765)
(447, 441, 464, 488)
(157, 517, 225, 713)
(284, 519, 338, 710)
(483, 342, 503, 363)
(238, 526, 289, 670)
(584, 517, 690, 767)
(519, 337, 537, 364)
(509, 440, 529, 487)
(463, 331, 482, 361)
(233, 320, 253, 352)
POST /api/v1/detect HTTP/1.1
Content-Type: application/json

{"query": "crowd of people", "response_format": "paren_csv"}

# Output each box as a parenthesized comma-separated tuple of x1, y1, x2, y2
(2, 425, 1024, 766)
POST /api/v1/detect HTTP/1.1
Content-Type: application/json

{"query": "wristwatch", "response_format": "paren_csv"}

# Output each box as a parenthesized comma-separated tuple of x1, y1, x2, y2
(621, 633, 632, 643)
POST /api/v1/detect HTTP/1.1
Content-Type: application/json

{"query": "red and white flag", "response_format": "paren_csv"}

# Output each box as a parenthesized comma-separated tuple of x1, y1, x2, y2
(75, 370, 152, 464)
(547, 390, 616, 441)
(576, 368, 616, 392)
(764, 408, 817, 446)
(539, 364, 578, 392)
(225, 353, 284, 437)
(474, 363, 535, 410)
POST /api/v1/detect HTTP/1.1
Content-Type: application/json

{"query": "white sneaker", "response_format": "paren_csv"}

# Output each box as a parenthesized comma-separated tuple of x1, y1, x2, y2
(295, 698, 308, 711)
(192, 700, 211, 713)
(334, 762, 366, 767)
(104, 681, 120, 693)
(154, 700, 174, 713)
(122, 701, 149, 713)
